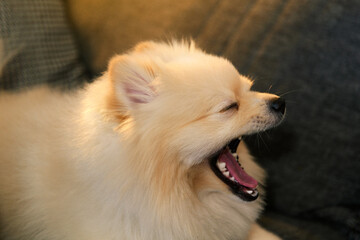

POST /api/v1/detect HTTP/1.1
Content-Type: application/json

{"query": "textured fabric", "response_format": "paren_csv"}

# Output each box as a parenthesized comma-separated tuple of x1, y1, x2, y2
(199, 1, 360, 239)
(0, 0, 88, 90)
(66, 0, 219, 75)
(259, 211, 346, 240)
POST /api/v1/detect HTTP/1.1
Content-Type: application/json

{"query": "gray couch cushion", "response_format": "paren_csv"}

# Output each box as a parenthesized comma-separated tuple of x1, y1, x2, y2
(0, 0, 87, 90)
(199, 1, 360, 239)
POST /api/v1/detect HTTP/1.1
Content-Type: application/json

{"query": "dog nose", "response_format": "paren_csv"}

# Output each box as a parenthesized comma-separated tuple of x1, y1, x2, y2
(270, 97, 286, 115)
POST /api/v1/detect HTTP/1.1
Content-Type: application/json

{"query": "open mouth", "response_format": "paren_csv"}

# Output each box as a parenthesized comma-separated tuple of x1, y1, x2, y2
(209, 137, 259, 202)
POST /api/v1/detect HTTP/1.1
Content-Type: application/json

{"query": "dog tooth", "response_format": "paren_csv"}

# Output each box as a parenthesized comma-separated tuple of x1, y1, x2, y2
(238, 136, 242, 140)
(218, 162, 226, 170)
(230, 176, 235, 181)
(246, 189, 254, 194)
(223, 171, 230, 177)
(232, 153, 238, 158)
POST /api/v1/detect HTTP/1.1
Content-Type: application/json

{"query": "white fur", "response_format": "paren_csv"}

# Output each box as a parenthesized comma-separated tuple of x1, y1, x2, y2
(0, 41, 281, 240)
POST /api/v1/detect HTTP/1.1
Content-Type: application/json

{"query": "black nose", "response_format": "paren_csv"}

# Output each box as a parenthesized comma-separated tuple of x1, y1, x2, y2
(270, 98, 286, 115)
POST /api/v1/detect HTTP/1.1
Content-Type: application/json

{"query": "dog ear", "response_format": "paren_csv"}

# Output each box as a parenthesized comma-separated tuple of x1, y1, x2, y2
(109, 55, 159, 109)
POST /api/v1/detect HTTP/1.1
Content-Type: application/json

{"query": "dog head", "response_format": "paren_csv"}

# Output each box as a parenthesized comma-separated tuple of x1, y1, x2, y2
(106, 41, 285, 203)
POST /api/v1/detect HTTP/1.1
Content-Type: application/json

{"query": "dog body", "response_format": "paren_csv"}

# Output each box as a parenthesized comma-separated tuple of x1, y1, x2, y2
(0, 41, 283, 240)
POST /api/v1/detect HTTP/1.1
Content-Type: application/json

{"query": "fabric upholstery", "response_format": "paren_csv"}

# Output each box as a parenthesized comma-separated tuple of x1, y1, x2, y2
(0, 0, 87, 90)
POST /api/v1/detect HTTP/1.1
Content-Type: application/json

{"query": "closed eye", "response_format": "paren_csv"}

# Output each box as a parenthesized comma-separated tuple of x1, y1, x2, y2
(220, 102, 239, 112)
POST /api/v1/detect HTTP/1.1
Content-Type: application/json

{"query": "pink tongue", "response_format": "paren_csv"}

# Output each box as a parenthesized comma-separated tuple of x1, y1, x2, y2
(219, 149, 258, 189)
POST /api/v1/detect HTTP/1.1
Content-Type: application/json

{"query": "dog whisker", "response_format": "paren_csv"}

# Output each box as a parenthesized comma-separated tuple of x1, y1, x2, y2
(277, 89, 301, 97)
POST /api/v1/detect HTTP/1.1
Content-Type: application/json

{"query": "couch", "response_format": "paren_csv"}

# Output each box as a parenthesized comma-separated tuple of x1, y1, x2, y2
(1, 0, 359, 239)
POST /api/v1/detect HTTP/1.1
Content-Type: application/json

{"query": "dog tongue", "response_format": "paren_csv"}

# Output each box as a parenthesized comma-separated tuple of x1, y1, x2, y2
(219, 149, 258, 189)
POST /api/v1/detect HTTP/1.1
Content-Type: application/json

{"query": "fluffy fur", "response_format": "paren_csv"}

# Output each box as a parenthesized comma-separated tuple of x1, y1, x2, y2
(0, 41, 282, 240)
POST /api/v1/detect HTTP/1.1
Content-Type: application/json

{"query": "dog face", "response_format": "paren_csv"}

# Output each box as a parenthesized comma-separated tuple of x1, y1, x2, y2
(107, 41, 285, 203)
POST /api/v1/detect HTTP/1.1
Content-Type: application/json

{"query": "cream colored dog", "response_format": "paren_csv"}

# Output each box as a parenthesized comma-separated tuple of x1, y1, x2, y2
(0, 41, 285, 240)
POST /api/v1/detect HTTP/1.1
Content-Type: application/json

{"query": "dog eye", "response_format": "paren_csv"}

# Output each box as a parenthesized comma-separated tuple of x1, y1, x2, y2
(220, 102, 239, 112)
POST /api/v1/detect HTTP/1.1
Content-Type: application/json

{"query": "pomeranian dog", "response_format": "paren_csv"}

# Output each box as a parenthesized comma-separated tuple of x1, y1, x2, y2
(0, 41, 285, 240)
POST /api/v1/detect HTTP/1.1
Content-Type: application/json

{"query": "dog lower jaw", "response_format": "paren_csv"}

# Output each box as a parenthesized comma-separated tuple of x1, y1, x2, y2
(209, 138, 259, 202)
